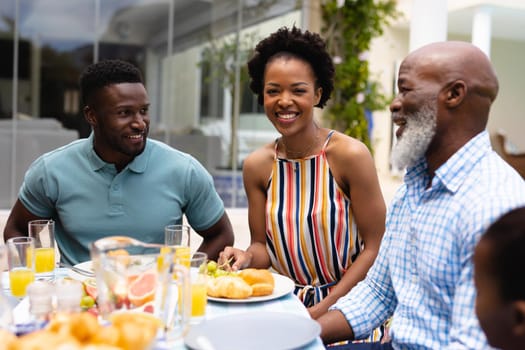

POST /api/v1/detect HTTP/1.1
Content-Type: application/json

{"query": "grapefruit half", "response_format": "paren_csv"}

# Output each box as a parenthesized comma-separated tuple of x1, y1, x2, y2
(128, 270, 157, 307)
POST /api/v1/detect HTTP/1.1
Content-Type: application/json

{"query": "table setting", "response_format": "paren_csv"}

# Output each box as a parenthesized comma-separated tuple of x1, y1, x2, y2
(1, 223, 324, 350)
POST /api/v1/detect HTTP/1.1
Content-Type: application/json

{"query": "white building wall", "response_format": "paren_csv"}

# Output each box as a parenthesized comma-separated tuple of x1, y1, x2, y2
(368, 0, 525, 177)
(368, 28, 409, 175)
(161, 46, 202, 133)
(488, 38, 525, 151)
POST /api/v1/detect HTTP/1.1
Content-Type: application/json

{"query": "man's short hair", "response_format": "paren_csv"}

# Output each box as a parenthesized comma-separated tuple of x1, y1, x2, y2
(79, 59, 143, 106)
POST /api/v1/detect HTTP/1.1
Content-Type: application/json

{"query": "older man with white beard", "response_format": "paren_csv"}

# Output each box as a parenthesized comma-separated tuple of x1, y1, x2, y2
(317, 41, 525, 350)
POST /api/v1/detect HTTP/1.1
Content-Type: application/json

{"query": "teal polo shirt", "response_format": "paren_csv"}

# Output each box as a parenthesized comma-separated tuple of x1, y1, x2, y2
(19, 133, 224, 265)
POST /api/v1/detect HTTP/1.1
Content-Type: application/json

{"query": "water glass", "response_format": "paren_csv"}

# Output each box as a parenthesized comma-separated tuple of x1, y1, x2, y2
(28, 220, 56, 281)
(6, 237, 35, 298)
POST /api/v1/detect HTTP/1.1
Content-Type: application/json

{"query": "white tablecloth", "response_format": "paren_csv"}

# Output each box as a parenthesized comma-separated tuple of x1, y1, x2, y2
(2, 269, 325, 349)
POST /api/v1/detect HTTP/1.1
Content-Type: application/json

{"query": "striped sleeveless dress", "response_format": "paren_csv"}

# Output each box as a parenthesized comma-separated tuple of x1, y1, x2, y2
(265, 130, 362, 305)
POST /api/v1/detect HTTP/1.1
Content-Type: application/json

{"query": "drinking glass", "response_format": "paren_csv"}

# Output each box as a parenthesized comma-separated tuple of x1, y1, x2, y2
(6, 237, 35, 298)
(164, 224, 191, 266)
(28, 220, 56, 281)
(90, 236, 191, 343)
(176, 251, 208, 324)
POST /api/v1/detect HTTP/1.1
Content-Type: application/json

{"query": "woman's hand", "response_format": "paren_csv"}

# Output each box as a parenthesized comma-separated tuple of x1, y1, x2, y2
(218, 246, 253, 271)
(308, 301, 330, 320)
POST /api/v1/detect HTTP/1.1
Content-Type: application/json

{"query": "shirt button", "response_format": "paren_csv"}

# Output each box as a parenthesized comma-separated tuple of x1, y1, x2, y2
(113, 184, 120, 191)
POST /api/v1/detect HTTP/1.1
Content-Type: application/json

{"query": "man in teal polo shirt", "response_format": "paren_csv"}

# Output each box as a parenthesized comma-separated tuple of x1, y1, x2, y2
(3, 59, 234, 265)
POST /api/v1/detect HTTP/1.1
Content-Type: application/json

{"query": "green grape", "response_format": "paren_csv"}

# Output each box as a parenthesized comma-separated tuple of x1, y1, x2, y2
(214, 268, 228, 278)
(207, 260, 217, 274)
(80, 295, 95, 309)
(199, 262, 208, 274)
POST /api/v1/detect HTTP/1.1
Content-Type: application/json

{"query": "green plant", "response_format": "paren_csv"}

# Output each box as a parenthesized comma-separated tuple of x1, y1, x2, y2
(321, 0, 399, 150)
(199, 32, 256, 97)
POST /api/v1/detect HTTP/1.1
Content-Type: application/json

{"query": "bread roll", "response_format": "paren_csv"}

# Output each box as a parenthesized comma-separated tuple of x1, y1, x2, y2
(6, 311, 159, 350)
(10, 330, 81, 350)
(249, 282, 275, 296)
(238, 269, 275, 296)
(207, 275, 253, 299)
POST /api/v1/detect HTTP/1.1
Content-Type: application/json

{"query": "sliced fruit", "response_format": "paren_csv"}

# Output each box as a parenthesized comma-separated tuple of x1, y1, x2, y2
(107, 249, 129, 257)
(83, 277, 98, 300)
(86, 307, 99, 317)
(80, 295, 95, 309)
(140, 301, 155, 314)
(107, 249, 131, 265)
(127, 270, 157, 307)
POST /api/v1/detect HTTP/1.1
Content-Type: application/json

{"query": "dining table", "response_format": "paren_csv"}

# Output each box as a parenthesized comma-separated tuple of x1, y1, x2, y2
(2, 267, 326, 350)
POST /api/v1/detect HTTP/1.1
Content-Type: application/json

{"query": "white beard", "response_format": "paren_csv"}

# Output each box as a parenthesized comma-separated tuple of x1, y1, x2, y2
(390, 101, 437, 171)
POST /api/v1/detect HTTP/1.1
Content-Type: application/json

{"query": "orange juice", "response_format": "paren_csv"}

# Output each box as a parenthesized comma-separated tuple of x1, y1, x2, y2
(175, 246, 191, 267)
(9, 267, 35, 297)
(157, 246, 191, 273)
(35, 247, 55, 273)
(158, 246, 172, 272)
(191, 283, 207, 317)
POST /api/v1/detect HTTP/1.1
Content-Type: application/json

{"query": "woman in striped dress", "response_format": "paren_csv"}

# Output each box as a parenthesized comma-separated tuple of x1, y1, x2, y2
(219, 26, 386, 325)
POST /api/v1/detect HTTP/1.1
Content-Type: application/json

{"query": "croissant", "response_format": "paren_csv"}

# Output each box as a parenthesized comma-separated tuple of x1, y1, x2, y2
(238, 268, 275, 296)
(207, 275, 253, 299)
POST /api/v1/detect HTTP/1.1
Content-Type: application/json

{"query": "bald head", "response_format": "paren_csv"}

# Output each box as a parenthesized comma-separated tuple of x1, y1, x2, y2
(392, 41, 500, 172)
(405, 41, 499, 103)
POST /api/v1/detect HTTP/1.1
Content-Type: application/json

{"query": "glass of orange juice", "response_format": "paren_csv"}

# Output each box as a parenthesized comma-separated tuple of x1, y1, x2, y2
(6, 236, 35, 298)
(164, 224, 191, 267)
(28, 219, 56, 281)
(186, 252, 208, 323)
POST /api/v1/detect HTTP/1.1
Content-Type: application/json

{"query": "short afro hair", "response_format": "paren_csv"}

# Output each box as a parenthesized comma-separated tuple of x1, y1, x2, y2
(247, 26, 334, 108)
(79, 59, 143, 106)
(480, 206, 525, 302)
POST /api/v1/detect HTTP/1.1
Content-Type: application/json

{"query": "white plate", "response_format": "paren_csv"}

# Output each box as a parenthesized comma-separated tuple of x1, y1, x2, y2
(207, 273, 295, 303)
(67, 261, 94, 281)
(67, 256, 156, 281)
(184, 311, 320, 350)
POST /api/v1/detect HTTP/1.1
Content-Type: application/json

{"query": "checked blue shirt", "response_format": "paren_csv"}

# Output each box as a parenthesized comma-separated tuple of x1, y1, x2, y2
(331, 131, 525, 349)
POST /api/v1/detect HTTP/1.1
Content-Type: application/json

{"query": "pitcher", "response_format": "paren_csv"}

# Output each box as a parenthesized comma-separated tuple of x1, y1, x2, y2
(90, 236, 191, 340)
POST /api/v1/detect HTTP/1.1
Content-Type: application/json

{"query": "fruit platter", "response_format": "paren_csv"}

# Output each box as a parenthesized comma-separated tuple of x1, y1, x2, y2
(78, 273, 156, 317)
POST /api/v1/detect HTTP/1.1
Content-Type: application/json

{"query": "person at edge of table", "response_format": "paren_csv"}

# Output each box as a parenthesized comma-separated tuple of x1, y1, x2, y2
(474, 206, 525, 350)
(317, 41, 525, 350)
(218, 25, 387, 339)
(3, 59, 234, 265)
